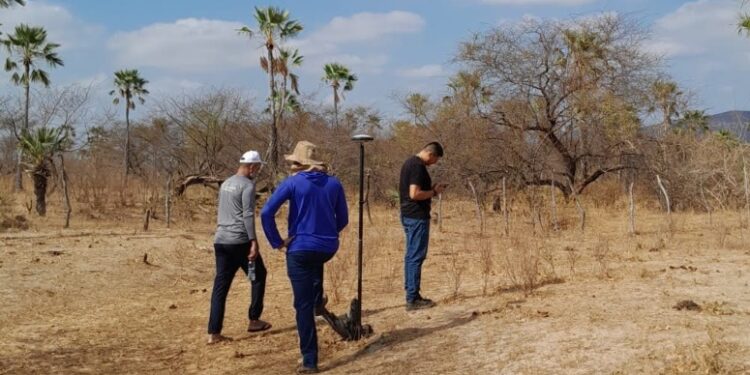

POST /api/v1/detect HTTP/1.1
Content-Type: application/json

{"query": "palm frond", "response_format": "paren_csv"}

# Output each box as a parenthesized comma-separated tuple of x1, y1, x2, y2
(0, 0, 26, 8)
(4, 24, 62, 88)
(111, 69, 149, 110)
(237, 26, 253, 37)
(30, 69, 50, 86)
(740, 13, 750, 36)
(290, 73, 300, 95)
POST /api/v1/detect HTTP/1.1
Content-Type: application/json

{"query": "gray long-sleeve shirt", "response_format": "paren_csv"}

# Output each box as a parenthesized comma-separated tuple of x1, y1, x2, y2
(214, 174, 257, 244)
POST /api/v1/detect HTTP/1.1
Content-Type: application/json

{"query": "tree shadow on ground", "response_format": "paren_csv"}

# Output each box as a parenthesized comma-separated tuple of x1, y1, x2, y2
(323, 313, 478, 372)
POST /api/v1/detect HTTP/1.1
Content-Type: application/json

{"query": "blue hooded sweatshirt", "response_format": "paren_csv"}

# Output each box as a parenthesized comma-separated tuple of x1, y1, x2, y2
(261, 171, 348, 253)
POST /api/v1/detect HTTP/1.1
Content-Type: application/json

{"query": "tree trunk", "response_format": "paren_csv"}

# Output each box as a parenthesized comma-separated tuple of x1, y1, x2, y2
(700, 184, 712, 225)
(143, 207, 151, 231)
(165, 174, 172, 229)
(14, 149, 23, 192)
(60, 155, 71, 228)
(124, 96, 131, 186)
(33, 167, 48, 216)
(656, 174, 671, 215)
(467, 179, 484, 235)
(333, 87, 339, 128)
(569, 180, 585, 233)
(550, 183, 559, 231)
(502, 177, 509, 236)
(14, 76, 31, 192)
(266, 45, 278, 190)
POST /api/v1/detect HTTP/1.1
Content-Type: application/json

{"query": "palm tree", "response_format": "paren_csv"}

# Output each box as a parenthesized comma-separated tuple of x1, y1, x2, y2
(239, 7, 303, 185)
(562, 29, 607, 89)
(677, 110, 709, 134)
(273, 47, 303, 137)
(649, 79, 682, 133)
(18, 126, 69, 216)
(404, 93, 429, 126)
(3, 24, 63, 191)
(109, 69, 149, 180)
(276, 48, 303, 119)
(322, 63, 357, 128)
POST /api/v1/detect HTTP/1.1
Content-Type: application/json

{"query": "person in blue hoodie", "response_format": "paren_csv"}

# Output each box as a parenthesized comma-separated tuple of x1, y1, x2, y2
(261, 140, 348, 374)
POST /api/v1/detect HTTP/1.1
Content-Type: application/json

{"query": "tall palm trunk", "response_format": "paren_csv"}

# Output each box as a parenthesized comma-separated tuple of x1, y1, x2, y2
(32, 166, 48, 216)
(278, 75, 287, 140)
(14, 65, 31, 192)
(333, 86, 339, 128)
(123, 93, 131, 185)
(266, 44, 278, 187)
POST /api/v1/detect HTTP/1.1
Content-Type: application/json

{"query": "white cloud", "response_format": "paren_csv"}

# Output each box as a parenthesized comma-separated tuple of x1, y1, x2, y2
(397, 64, 446, 78)
(105, 11, 425, 76)
(645, 0, 743, 59)
(0, 0, 103, 50)
(148, 77, 204, 95)
(481, 0, 596, 5)
(323, 54, 390, 74)
(643, 0, 750, 112)
(308, 11, 425, 45)
(107, 18, 260, 72)
(290, 11, 426, 75)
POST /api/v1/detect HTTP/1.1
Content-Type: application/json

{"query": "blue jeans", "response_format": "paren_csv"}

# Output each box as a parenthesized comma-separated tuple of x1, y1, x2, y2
(401, 216, 430, 303)
(208, 243, 267, 334)
(286, 250, 334, 368)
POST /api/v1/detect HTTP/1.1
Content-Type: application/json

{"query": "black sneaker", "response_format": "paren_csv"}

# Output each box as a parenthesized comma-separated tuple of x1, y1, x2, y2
(406, 297, 435, 311)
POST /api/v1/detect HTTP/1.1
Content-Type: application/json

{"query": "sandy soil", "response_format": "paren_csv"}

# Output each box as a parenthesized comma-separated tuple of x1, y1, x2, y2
(2, 202, 750, 374)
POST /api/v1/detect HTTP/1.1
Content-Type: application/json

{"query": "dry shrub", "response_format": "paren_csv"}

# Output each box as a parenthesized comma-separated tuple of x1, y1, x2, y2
(716, 224, 730, 249)
(0, 191, 15, 209)
(703, 301, 736, 316)
(539, 243, 557, 279)
(448, 248, 465, 299)
(382, 247, 399, 291)
(565, 246, 581, 277)
(663, 328, 744, 374)
(326, 252, 351, 303)
(593, 237, 611, 278)
(502, 237, 541, 295)
(0, 215, 28, 232)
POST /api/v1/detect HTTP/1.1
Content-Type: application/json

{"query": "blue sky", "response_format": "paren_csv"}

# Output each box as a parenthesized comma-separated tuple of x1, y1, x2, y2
(1, 0, 749, 119)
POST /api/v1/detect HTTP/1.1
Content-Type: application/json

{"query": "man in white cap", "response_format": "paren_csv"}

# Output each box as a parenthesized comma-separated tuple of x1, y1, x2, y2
(207, 150, 271, 344)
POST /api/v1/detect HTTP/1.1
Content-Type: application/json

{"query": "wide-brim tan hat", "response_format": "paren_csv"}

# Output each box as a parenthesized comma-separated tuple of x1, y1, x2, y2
(284, 140, 326, 166)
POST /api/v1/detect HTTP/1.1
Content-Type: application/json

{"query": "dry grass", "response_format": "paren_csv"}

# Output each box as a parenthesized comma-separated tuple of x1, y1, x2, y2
(2, 185, 750, 374)
(502, 236, 541, 295)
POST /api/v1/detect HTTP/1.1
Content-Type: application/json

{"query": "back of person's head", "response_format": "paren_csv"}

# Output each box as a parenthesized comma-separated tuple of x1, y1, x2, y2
(422, 142, 444, 158)
(289, 162, 329, 175)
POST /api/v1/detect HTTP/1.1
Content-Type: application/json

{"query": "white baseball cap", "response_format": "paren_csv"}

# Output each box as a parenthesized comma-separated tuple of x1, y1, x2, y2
(239, 150, 265, 164)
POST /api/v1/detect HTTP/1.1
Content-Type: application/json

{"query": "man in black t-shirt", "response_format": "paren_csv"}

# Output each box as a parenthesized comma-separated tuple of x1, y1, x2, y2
(398, 142, 446, 310)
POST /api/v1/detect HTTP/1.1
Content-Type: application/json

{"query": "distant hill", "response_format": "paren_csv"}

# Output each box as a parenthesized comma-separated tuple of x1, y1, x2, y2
(708, 111, 750, 141)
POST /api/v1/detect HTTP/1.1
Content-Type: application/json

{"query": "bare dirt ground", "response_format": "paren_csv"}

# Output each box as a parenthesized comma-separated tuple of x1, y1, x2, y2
(2, 200, 750, 374)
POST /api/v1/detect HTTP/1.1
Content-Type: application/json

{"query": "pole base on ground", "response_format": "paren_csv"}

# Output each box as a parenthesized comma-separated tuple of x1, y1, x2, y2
(319, 298, 373, 341)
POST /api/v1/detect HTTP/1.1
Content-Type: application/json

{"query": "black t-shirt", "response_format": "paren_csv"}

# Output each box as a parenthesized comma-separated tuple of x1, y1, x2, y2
(399, 155, 432, 219)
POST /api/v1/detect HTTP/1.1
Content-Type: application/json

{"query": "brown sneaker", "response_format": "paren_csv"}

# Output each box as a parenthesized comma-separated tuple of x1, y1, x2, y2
(247, 319, 272, 332)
